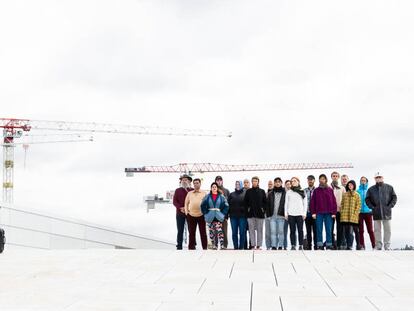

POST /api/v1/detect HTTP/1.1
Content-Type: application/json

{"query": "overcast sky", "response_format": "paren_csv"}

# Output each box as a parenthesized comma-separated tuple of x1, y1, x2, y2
(1, 0, 413, 247)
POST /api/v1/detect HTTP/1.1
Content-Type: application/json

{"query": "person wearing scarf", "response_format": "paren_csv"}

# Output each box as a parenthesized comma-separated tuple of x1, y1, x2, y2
(228, 181, 248, 250)
(266, 177, 286, 250)
(284, 177, 307, 250)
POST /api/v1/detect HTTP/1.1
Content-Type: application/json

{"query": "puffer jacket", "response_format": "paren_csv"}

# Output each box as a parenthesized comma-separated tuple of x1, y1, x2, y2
(340, 191, 361, 224)
(365, 183, 397, 220)
(357, 183, 371, 214)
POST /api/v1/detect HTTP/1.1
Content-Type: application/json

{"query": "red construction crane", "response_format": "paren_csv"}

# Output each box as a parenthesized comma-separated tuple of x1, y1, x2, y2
(125, 162, 354, 176)
(1, 118, 232, 203)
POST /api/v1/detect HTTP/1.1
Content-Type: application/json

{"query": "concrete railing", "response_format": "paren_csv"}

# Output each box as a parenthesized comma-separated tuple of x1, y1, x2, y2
(0, 203, 175, 250)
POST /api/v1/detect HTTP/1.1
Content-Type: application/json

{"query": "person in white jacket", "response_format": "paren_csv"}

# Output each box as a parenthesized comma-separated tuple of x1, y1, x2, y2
(285, 177, 307, 250)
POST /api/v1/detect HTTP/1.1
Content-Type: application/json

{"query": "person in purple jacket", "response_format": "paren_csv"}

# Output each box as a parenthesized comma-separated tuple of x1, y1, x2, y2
(310, 174, 337, 250)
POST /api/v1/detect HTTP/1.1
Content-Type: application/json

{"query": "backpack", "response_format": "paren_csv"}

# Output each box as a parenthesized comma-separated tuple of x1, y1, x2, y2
(0, 228, 5, 253)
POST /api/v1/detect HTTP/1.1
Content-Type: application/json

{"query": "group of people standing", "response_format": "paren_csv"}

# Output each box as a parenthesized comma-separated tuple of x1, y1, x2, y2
(173, 172, 397, 251)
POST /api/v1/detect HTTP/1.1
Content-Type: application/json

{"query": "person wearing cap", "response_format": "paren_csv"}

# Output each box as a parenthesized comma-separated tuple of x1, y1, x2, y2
(365, 173, 397, 250)
(310, 174, 337, 250)
(244, 176, 267, 250)
(228, 181, 248, 250)
(284, 177, 307, 250)
(304, 175, 317, 250)
(266, 177, 286, 250)
(265, 180, 274, 250)
(184, 178, 207, 250)
(201, 182, 229, 250)
(215, 176, 230, 249)
(173, 174, 194, 250)
(357, 176, 375, 250)
(340, 180, 362, 250)
(330, 171, 346, 250)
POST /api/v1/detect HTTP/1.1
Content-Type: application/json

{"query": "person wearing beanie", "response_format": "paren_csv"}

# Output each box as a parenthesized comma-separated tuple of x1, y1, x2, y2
(243, 176, 267, 250)
(365, 173, 397, 250)
(310, 174, 337, 250)
(228, 181, 248, 250)
(340, 180, 362, 250)
(284, 177, 307, 250)
(266, 177, 286, 250)
(304, 175, 317, 250)
(357, 177, 375, 250)
(330, 171, 346, 250)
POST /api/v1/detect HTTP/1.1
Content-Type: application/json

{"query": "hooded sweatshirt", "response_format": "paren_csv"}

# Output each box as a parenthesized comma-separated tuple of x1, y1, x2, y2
(357, 183, 371, 214)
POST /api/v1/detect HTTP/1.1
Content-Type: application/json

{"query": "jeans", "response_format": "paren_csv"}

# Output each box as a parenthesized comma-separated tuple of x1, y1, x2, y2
(332, 212, 345, 248)
(316, 213, 333, 247)
(342, 222, 360, 249)
(305, 212, 317, 249)
(230, 217, 247, 250)
(288, 215, 304, 247)
(265, 218, 271, 249)
(247, 218, 264, 247)
(283, 219, 289, 248)
(359, 213, 375, 249)
(374, 220, 391, 250)
(270, 216, 285, 248)
(176, 214, 186, 250)
(186, 214, 207, 250)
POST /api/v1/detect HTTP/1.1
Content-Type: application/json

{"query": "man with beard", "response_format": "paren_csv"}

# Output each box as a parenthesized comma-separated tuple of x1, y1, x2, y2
(173, 174, 193, 250)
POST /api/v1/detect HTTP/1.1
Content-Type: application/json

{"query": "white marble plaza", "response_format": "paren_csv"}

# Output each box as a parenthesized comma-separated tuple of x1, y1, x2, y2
(0, 249, 413, 310)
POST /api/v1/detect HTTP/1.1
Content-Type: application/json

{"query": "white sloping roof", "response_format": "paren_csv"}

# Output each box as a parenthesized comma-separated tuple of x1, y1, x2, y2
(0, 249, 413, 310)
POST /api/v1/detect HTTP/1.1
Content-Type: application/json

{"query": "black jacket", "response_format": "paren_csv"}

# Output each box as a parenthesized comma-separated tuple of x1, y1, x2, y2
(228, 189, 247, 218)
(243, 187, 267, 218)
(365, 183, 397, 220)
(266, 188, 286, 217)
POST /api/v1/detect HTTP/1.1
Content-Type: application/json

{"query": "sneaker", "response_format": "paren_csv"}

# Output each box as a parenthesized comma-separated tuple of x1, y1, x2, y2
(291, 246, 296, 251)
(271, 247, 277, 250)
(298, 245, 303, 250)
(278, 247, 283, 250)
(317, 246, 325, 250)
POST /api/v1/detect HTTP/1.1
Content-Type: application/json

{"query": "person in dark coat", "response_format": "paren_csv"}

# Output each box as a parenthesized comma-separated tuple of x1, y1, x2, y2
(243, 176, 267, 249)
(172, 174, 194, 250)
(365, 172, 397, 250)
(228, 181, 248, 250)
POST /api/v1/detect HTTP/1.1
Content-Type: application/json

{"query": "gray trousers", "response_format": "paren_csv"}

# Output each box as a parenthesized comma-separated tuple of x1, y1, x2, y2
(248, 218, 264, 247)
(374, 220, 391, 250)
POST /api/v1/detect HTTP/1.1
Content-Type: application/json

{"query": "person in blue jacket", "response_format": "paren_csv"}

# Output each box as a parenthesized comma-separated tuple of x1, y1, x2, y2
(201, 182, 229, 250)
(357, 176, 375, 250)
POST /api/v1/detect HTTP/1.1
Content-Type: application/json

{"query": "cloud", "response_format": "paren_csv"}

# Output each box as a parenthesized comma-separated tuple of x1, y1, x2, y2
(1, 0, 414, 247)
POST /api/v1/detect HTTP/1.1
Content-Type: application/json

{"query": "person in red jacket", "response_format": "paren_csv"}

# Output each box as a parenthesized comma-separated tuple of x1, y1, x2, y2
(173, 174, 194, 250)
(310, 174, 337, 250)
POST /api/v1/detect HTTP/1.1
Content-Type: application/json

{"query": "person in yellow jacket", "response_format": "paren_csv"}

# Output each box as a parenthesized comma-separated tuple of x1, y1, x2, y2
(340, 180, 362, 250)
